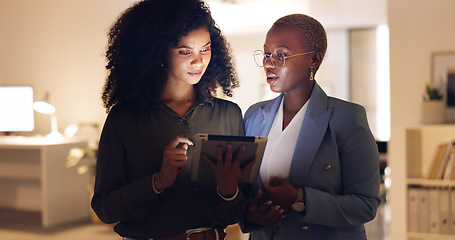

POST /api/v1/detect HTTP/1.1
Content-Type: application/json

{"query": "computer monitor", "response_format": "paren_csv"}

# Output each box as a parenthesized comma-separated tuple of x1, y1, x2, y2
(0, 85, 35, 133)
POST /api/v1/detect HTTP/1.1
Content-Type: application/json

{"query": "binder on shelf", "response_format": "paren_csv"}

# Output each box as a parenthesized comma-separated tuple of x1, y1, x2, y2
(428, 187, 440, 234)
(452, 159, 455, 180)
(427, 141, 455, 179)
(428, 143, 447, 179)
(442, 142, 455, 180)
(437, 142, 454, 179)
(407, 185, 420, 233)
(417, 186, 430, 233)
(438, 187, 450, 234)
(451, 187, 455, 235)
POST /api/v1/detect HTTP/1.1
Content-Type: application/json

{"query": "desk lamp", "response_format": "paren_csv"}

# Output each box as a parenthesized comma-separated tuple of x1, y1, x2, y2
(33, 92, 63, 138)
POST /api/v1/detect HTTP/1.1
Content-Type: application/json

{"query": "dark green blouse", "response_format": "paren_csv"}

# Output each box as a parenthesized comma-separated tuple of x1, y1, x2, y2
(91, 97, 246, 239)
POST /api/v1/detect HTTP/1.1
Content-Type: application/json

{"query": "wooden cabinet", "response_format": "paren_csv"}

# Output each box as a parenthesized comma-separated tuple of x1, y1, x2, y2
(405, 125, 455, 240)
(0, 137, 90, 227)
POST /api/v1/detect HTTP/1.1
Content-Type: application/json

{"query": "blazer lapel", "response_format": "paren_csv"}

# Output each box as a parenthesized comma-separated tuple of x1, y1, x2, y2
(289, 83, 331, 186)
(249, 94, 283, 137)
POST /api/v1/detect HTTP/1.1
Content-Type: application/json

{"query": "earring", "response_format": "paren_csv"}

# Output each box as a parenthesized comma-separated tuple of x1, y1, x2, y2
(310, 68, 314, 81)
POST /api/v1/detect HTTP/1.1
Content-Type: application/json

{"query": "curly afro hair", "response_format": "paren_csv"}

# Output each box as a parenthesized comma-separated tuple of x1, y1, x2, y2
(101, 0, 238, 112)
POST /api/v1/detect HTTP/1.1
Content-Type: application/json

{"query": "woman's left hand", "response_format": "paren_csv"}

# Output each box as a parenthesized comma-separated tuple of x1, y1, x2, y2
(203, 144, 255, 197)
(263, 176, 297, 209)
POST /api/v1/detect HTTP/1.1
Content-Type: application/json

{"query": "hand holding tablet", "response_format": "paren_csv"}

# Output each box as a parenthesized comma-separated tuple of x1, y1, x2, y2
(190, 134, 267, 183)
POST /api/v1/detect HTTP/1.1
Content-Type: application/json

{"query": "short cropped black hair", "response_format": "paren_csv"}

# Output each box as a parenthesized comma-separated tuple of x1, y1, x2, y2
(274, 14, 327, 58)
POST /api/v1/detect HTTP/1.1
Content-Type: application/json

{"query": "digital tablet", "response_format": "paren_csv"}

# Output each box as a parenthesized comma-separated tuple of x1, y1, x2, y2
(190, 134, 267, 183)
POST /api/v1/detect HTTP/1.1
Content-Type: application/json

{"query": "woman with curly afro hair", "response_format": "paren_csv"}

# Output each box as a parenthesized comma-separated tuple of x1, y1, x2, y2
(92, 0, 253, 239)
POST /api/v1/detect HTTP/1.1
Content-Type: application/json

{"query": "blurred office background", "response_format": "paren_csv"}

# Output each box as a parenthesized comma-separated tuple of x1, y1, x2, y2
(1, 1, 455, 240)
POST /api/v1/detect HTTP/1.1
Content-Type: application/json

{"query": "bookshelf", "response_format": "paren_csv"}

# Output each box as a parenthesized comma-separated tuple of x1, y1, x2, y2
(405, 125, 455, 240)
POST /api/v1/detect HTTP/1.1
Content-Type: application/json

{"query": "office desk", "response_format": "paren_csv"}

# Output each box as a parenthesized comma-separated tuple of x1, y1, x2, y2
(0, 137, 91, 227)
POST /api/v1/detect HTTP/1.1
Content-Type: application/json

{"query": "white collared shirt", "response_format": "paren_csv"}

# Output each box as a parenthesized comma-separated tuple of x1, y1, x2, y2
(259, 98, 308, 181)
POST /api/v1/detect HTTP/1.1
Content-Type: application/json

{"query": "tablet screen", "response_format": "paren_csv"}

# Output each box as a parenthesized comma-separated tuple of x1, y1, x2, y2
(190, 134, 267, 183)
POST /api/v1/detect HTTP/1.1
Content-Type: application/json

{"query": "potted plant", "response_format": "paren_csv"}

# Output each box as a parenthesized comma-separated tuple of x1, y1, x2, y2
(423, 84, 443, 101)
(65, 123, 100, 181)
(421, 83, 445, 124)
(66, 145, 100, 223)
(66, 146, 97, 179)
(65, 123, 100, 223)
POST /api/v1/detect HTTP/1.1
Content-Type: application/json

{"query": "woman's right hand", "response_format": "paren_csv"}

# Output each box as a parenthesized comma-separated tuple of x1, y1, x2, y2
(154, 136, 193, 192)
(246, 189, 285, 226)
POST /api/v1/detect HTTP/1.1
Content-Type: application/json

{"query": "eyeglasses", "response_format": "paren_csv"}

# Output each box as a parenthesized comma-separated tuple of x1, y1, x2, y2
(253, 50, 316, 68)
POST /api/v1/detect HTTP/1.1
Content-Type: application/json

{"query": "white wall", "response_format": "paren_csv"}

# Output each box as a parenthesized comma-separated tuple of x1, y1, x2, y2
(350, 29, 379, 139)
(388, 0, 455, 239)
(318, 29, 350, 101)
(0, 0, 137, 135)
(224, 32, 274, 114)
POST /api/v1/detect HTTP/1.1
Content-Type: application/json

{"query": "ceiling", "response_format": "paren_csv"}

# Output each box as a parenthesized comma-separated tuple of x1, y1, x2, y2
(206, 0, 387, 35)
